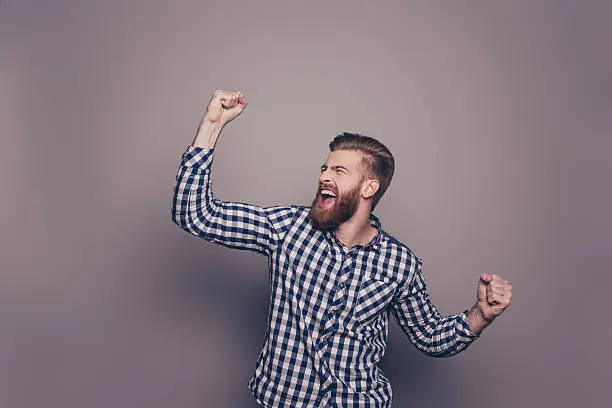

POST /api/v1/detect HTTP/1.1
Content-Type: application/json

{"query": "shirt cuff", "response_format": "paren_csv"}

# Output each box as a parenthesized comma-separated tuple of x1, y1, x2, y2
(181, 145, 214, 169)
(456, 309, 481, 342)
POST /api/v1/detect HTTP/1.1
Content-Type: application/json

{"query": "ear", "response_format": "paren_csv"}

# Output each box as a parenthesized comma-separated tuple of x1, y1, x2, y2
(361, 179, 380, 199)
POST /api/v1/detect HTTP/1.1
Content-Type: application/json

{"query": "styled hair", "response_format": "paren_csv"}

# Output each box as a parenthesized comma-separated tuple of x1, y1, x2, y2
(329, 132, 394, 210)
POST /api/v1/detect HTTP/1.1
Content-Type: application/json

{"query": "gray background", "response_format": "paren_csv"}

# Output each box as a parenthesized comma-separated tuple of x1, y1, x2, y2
(1, 1, 611, 407)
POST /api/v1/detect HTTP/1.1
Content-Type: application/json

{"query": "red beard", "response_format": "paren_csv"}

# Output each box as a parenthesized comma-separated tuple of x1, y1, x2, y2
(309, 183, 361, 230)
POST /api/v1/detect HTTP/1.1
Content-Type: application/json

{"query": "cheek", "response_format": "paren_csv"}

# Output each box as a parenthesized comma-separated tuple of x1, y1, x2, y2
(339, 177, 359, 190)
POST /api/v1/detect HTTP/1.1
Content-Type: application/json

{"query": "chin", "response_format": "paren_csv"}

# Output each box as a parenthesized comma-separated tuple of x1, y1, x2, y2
(309, 207, 335, 230)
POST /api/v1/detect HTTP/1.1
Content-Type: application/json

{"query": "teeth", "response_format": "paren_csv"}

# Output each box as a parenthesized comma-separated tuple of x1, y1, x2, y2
(321, 189, 336, 197)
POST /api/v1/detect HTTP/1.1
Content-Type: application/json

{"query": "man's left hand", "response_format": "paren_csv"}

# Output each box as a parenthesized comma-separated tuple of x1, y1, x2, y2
(477, 273, 512, 322)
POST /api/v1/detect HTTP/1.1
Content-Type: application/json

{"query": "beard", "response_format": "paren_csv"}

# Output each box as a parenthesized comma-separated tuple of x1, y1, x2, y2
(309, 182, 361, 231)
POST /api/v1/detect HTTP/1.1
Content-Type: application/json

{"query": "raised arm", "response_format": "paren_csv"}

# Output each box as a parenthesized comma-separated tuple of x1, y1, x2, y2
(190, 89, 247, 150)
(390, 257, 480, 358)
(171, 90, 296, 256)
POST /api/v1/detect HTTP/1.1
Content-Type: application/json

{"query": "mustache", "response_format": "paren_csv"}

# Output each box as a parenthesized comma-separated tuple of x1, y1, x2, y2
(318, 183, 337, 194)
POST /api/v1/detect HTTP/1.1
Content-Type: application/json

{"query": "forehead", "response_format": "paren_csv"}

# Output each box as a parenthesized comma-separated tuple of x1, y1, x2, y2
(324, 149, 364, 170)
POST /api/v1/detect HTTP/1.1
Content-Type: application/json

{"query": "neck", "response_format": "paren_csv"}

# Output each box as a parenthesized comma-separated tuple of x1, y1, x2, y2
(334, 206, 377, 249)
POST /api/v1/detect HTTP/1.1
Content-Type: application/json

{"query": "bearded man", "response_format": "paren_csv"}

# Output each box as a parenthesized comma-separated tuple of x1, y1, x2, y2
(171, 89, 512, 408)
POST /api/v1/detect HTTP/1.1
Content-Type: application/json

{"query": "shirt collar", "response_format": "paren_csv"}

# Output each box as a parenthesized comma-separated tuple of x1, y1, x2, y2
(324, 213, 384, 253)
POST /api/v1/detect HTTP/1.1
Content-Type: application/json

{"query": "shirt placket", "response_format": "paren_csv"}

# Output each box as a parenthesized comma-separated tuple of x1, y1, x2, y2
(315, 237, 360, 407)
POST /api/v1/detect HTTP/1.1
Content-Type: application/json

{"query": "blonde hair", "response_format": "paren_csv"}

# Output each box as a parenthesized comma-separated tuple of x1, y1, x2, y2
(329, 132, 394, 210)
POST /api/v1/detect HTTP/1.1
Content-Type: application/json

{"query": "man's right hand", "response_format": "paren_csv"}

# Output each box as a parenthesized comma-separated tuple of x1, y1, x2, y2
(202, 89, 248, 126)
(192, 90, 248, 149)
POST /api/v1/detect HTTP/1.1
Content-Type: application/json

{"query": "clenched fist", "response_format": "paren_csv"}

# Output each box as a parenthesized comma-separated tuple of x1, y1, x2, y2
(202, 89, 248, 126)
(477, 273, 512, 321)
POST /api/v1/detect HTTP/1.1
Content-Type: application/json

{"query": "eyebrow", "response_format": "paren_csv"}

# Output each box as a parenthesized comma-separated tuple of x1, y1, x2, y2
(321, 164, 350, 173)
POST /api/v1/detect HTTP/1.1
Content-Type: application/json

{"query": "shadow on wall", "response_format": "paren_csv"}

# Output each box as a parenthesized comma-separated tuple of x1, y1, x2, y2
(161, 234, 270, 407)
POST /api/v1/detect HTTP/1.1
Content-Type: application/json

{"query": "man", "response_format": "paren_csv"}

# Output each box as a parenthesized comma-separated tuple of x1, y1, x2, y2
(171, 89, 512, 407)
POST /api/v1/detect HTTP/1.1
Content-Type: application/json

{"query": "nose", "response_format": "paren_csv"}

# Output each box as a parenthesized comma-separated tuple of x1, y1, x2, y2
(319, 168, 331, 184)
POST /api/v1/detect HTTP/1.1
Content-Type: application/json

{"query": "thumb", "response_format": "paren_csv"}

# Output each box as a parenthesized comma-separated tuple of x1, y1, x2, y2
(477, 279, 488, 301)
(477, 273, 490, 302)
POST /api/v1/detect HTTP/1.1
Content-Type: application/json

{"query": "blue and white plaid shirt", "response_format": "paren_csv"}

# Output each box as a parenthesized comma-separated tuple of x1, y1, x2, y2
(172, 146, 480, 407)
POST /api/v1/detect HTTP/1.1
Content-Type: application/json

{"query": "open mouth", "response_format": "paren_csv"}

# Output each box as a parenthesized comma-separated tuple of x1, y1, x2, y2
(319, 188, 337, 208)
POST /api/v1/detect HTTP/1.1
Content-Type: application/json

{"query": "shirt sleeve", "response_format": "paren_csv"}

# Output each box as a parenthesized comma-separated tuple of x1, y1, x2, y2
(390, 256, 480, 358)
(171, 145, 297, 256)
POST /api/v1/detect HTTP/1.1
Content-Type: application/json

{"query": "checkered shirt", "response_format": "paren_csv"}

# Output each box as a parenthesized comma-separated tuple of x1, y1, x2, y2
(171, 146, 480, 407)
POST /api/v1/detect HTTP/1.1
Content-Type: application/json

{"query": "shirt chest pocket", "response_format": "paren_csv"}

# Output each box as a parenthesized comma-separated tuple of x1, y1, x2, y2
(352, 274, 398, 326)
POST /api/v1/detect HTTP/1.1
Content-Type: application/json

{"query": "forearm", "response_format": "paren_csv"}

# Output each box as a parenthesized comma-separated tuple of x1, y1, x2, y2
(466, 302, 494, 336)
(392, 266, 480, 358)
(171, 147, 217, 235)
(406, 311, 480, 358)
(192, 119, 225, 149)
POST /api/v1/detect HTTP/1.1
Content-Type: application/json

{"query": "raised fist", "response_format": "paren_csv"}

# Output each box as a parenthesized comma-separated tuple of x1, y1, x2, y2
(476, 273, 512, 321)
(202, 89, 248, 126)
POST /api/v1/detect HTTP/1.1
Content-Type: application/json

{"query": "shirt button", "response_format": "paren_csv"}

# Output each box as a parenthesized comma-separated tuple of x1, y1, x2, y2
(339, 282, 345, 289)
(322, 335, 329, 342)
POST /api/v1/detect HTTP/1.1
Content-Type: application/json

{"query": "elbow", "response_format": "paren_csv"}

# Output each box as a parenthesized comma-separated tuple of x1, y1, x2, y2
(170, 209, 191, 232)
(414, 340, 457, 359)
(170, 174, 216, 237)
(170, 198, 187, 229)
(423, 347, 458, 359)
(171, 188, 187, 228)
(408, 330, 461, 359)
(171, 211, 184, 229)
(170, 201, 214, 239)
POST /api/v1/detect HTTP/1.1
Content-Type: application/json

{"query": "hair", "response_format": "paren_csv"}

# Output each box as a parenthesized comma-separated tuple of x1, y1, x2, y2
(329, 132, 395, 210)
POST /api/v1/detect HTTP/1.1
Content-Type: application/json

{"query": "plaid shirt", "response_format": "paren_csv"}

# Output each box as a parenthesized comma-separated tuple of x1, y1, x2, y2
(172, 146, 480, 407)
